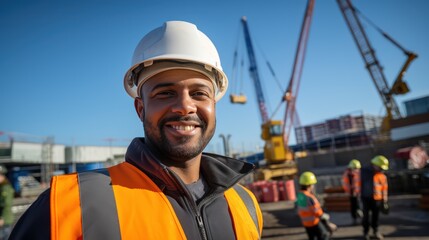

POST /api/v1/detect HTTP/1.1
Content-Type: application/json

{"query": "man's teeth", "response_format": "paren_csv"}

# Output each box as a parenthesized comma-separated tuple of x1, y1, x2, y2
(172, 125, 195, 131)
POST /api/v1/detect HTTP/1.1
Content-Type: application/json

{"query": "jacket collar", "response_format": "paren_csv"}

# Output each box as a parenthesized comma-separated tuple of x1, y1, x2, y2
(125, 138, 255, 193)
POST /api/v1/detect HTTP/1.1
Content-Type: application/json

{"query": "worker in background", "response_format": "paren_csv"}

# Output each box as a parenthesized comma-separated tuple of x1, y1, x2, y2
(360, 155, 389, 240)
(0, 165, 14, 240)
(342, 159, 363, 225)
(10, 20, 263, 239)
(296, 171, 337, 240)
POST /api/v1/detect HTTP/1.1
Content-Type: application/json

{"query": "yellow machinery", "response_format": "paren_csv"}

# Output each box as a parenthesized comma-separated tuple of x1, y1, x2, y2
(258, 120, 296, 180)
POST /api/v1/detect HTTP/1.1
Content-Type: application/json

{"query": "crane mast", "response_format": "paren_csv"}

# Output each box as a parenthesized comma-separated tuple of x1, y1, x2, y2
(283, 0, 315, 148)
(240, 16, 270, 124)
(337, 0, 402, 123)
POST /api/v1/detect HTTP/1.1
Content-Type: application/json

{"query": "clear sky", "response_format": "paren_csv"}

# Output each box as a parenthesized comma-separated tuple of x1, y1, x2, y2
(1, 0, 428, 155)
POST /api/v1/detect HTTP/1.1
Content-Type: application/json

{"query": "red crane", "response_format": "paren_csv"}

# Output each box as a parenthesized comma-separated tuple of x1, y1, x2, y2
(283, 0, 315, 151)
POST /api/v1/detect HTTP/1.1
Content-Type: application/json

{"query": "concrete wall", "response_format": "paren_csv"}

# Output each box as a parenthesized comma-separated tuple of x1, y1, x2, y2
(10, 142, 65, 163)
(65, 145, 127, 163)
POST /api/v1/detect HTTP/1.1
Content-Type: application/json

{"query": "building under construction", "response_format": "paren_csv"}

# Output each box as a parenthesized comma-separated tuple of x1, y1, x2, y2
(293, 112, 383, 152)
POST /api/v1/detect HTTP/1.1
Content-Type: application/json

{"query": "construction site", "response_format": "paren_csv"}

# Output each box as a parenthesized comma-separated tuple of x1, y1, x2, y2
(233, 1, 429, 238)
(1, 0, 429, 239)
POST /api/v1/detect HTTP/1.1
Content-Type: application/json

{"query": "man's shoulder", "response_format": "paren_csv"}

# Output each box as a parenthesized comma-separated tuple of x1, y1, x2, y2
(9, 189, 51, 239)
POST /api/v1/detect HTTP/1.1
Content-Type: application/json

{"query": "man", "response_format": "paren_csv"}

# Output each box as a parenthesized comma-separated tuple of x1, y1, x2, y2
(360, 155, 389, 240)
(342, 159, 362, 225)
(0, 165, 14, 240)
(10, 21, 263, 240)
(296, 171, 336, 240)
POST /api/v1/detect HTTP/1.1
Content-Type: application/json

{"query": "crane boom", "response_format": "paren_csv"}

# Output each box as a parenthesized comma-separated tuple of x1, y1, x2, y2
(241, 16, 270, 123)
(283, 0, 315, 148)
(337, 0, 402, 120)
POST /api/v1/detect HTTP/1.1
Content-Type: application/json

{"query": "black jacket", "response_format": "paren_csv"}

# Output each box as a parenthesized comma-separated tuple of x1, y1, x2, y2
(360, 165, 374, 199)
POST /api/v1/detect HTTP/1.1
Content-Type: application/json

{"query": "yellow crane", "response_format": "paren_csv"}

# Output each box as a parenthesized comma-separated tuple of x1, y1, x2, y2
(337, 0, 418, 135)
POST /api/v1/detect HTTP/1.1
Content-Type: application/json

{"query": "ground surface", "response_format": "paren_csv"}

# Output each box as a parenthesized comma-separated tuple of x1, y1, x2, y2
(261, 195, 429, 240)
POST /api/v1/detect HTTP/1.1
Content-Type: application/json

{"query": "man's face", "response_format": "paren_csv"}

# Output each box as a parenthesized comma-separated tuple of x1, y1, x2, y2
(135, 69, 216, 163)
(373, 165, 382, 172)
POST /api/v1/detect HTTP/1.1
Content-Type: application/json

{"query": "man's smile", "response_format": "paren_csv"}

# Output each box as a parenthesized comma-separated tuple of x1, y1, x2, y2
(170, 124, 197, 131)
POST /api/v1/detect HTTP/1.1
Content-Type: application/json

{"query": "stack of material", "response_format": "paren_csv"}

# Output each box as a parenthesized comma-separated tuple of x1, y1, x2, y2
(246, 181, 279, 203)
(260, 181, 279, 203)
(246, 180, 296, 203)
(323, 186, 350, 212)
(277, 180, 296, 202)
(420, 189, 429, 210)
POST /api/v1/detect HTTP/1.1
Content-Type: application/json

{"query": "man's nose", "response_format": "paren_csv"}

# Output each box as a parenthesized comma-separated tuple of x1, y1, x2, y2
(171, 94, 197, 115)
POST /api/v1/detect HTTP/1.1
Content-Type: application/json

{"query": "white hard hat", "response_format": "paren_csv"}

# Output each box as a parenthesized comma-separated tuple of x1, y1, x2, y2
(124, 21, 228, 102)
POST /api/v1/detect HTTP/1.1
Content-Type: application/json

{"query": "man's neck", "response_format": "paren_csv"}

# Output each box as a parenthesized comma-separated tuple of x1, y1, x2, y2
(169, 157, 201, 184)
(145, 139, 202, 184)
(143, 138, 203, 184)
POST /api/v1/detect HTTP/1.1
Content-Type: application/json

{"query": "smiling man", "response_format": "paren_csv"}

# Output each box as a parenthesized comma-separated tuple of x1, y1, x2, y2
(136, 69, 217, 184)
(10, 21, 263, 240)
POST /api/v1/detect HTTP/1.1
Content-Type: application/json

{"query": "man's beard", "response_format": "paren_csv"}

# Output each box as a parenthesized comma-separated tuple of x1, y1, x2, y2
(143, 115, 215, 161)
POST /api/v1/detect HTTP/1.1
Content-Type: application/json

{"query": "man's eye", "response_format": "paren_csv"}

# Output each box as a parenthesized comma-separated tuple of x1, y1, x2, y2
(192, 91, 210, 97)
(158, 91, 174, 96)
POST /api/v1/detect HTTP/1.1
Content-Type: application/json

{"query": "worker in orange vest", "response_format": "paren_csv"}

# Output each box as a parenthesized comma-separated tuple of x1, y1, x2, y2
(360, 155, 389, 240)
(342, 159, 363, 225)
(10, 21, 263, 240)
(296, 171, 337, 240)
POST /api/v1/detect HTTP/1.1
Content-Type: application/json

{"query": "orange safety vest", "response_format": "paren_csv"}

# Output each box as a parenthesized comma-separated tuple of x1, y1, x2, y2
(296, 190, 323, 227)
(373, 172, 388, 201)
(342, 169, 361, 196)
(50, 162, 262, 240)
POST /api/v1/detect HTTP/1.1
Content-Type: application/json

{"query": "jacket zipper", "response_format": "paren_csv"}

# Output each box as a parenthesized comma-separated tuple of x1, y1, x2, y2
(162, 163, 246, 240)
(196, 214, 208, 240)
(163, 167, 209, 240)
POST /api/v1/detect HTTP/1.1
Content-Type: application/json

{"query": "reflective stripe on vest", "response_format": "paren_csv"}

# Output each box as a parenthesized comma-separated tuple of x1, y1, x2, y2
(50, 162, 261, 239)
(79, 169, 121, 239)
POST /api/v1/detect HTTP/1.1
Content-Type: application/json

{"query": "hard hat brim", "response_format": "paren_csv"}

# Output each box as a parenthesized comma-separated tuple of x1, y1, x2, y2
(124, 58, 228, 102)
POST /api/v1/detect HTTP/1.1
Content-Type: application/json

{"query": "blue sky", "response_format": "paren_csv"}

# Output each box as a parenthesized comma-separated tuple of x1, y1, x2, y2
(1, 0, 428, 155)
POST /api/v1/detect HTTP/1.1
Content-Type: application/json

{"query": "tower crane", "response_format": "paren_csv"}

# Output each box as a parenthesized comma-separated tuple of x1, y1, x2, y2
(236, 0, 315, 180)
(240, 16, 270, 125)
(337, 0, 417, 134)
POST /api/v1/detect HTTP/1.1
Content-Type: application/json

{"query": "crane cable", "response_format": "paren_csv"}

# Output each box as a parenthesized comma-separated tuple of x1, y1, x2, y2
(352, 5, 411, 55)
(255, 41, 285, 93)
(352, 3, 417, 97)
(231, 23, 245, 96)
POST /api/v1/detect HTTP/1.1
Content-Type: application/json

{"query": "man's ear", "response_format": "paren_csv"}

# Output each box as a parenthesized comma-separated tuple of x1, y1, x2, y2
(134, 97, 144, 122)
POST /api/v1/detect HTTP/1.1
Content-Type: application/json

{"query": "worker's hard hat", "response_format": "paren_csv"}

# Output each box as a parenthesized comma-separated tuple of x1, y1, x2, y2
(123, 21, 228, 102)
(348, 159, 361, 169)
(0, 165, 7, 174)
(299, 171, 317, 185)
(371, 155, 389, 170)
